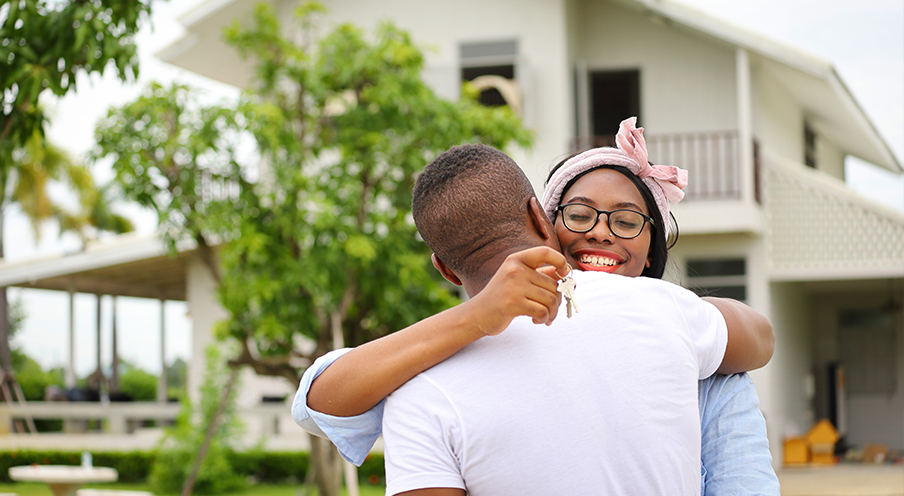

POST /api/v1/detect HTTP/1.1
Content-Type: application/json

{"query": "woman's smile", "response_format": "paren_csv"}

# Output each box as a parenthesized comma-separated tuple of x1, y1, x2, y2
(573, 248, 624, 272)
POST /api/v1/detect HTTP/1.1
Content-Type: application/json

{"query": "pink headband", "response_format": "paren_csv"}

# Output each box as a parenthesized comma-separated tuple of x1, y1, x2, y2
(541, 117, 688, 235)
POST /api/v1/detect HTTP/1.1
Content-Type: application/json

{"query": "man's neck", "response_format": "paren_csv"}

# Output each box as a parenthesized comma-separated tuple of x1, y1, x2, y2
(463, 244, 543, 298)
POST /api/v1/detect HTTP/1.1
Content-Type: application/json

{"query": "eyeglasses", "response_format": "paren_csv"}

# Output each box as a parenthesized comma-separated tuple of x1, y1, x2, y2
(556, 203, 654, 239)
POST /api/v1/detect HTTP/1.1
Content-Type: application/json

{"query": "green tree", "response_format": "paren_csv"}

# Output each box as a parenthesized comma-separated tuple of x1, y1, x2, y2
(0, 0, 153, 390)
(94, 3, 531, 494)
(118, 361, 158, 401)
(166, 356, 188, 399)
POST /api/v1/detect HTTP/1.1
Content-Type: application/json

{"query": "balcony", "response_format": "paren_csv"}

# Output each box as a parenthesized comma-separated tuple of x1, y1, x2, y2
(761, 151, 904, 281)
(571, 129, 741, 201)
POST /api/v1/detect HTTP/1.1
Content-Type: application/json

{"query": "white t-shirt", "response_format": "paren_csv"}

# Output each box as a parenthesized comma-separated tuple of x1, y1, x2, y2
(382, 271, 728, 496)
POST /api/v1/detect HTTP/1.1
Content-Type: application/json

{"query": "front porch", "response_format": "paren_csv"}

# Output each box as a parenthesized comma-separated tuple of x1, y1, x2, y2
(762, 153, 904, 460)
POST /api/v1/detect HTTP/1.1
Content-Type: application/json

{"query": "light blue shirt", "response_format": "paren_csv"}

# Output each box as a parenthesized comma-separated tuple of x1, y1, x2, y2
(292, 349, 780, 495)
(698, 372, 781, 495)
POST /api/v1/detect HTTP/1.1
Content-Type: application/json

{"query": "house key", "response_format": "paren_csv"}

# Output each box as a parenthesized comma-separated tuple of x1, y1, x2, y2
(556, 264, 579, 318)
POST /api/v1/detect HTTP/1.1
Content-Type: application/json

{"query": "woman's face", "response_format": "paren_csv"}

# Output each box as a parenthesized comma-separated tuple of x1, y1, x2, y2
(554, 168, 653, 278)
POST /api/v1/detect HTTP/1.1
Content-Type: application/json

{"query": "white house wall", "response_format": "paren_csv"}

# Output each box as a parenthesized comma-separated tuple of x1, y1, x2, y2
(768, 282, 816, 461)
(817, 136, 845, 181)
(752, 59, 846, 182)
(570, 0, 738, 133)
(752, 61, 805, 169)
(289, 0, 574, 191)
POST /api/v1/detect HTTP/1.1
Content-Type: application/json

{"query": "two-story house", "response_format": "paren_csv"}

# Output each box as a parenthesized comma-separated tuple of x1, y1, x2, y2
(2, 0, 901, 464)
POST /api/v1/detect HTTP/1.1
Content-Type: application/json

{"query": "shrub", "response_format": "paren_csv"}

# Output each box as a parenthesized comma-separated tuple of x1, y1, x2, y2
(12, 352, 64, 401)
(0, 449, 385, 485)
(119, 367, 158, 401)
(0, 450, 154, 483)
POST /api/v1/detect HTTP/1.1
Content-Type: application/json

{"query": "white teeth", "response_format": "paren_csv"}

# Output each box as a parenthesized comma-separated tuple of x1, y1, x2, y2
(578, 255, 619, 267)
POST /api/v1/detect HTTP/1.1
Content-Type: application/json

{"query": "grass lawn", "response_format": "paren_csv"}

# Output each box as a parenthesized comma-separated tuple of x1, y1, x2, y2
(0, 482, 386, 496)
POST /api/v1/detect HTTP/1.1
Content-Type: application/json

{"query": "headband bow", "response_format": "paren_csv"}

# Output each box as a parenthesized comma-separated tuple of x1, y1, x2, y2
(541, 117, 688, 235)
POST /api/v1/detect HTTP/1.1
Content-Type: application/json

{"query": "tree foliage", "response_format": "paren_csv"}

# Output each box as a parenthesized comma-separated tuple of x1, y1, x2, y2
(1, 0, 153, 153)
(96, 2, 532, 385)
(0, 0, 152, 378)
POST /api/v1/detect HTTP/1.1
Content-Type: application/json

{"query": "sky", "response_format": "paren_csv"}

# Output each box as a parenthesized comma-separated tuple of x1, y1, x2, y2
(5, 0, 904, 375)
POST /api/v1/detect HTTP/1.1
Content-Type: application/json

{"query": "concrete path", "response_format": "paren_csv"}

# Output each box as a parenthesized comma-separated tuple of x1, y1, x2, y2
(777, 464, 904, 496)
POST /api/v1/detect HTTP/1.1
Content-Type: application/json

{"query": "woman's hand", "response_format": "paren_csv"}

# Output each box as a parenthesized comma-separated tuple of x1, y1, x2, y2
(466, 246, 568, 335)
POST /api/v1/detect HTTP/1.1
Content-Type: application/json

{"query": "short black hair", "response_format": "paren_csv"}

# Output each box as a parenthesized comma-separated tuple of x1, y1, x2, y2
(546, 156, 679, 279)
(413, 144, 537, 279)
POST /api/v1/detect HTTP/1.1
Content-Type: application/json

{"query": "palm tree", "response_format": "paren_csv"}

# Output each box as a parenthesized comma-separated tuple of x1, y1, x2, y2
(0, 137, 134, 401)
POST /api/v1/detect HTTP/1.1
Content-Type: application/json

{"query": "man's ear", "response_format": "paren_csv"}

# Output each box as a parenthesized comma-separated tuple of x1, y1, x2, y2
(528, 197, 554, 241)
(432, 253, 463, 286)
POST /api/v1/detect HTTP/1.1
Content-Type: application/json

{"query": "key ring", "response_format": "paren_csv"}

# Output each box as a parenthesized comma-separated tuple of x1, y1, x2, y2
(556, 263, 573, 280)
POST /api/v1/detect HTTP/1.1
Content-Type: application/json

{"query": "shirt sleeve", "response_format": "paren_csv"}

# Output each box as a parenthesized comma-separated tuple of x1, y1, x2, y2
(291, 348, 384, 466)
(699, 373, 780, 496)
(383, 375, 466, 496)
(671, 288, 728, 379)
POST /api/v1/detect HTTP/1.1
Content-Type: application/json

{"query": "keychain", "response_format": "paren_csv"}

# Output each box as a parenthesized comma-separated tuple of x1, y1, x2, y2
(556, 264, 579, 318)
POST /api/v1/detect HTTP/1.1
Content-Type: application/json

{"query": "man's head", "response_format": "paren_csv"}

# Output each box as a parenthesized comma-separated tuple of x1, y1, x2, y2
(412, 143, 558, 293)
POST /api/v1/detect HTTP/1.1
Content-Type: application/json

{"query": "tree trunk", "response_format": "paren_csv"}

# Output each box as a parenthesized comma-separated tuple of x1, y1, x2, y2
(0, 208, 13, 398)
(0, 288, 10, 378)
(308, 434, 343, 496)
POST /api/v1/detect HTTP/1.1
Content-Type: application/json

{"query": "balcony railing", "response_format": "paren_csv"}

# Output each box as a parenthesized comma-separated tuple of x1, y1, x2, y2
(762, 153, 904, 279)
(571, 130, 741, 201)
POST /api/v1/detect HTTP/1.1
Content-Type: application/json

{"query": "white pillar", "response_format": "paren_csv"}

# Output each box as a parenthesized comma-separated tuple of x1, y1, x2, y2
(575, 60, 590, 146)
(158, 299, 167, 403)
(96, 295, 102, 375)
(735, 47, 753, 204)
(111, 296, 119, 392)
(186, 257, 226, 404)
(66, 289, 76, 388)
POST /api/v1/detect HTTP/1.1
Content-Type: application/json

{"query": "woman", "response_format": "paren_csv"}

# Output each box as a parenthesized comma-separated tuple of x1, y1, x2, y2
(293, 118, 779, 495)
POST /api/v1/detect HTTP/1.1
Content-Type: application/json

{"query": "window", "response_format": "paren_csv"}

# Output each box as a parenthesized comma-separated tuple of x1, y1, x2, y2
(590, 70, 640, 139)
(686, 258, 746, 301)
(804, 122, 817, 168)
(462, 64, 514, 107)
(460, 40, 519, 111)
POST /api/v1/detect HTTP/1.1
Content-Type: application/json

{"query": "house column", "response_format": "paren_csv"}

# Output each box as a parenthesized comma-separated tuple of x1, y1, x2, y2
(157, 299, 167, 403)
(95, 295, 102, 378)
(574, 60, 590, 147)
(66, 289, 76, 388)
(736, 47, 754, 205)
(111, 296, 119, 393)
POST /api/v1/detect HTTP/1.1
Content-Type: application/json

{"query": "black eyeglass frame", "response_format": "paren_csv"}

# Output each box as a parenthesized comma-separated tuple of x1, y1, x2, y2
(555, 202, 655, 239)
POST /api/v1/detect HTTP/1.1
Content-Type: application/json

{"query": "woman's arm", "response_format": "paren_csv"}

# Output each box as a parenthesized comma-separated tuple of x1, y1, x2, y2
(307, 246, 566, 417)
(702, 297, 775, 374)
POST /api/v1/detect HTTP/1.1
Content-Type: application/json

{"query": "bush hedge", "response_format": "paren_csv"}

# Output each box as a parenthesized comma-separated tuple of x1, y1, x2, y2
(0, 449, 385, 484)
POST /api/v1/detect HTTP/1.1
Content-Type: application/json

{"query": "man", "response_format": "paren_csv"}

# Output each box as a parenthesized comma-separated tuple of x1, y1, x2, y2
(377, 143, 772, 495)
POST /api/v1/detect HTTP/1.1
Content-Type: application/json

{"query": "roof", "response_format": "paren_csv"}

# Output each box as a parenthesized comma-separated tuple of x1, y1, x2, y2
(614, 0, 901, 172)
(156, 0, 900, 172)
(0, 234, 195, 301)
